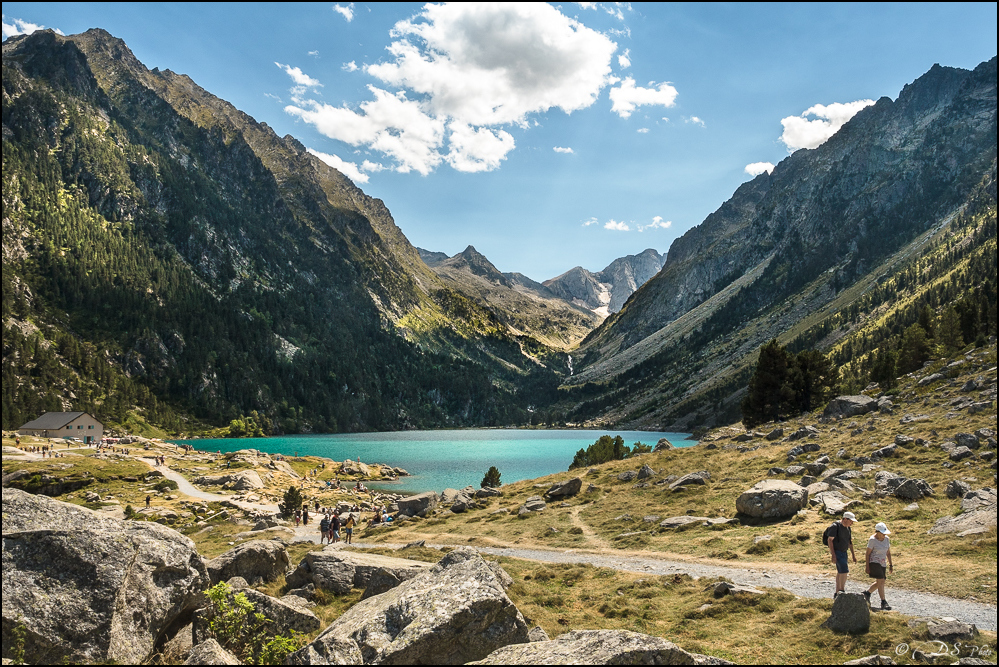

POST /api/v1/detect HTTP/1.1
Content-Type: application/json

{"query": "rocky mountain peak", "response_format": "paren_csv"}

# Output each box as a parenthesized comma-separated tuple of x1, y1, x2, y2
(542, 249, 665, 318)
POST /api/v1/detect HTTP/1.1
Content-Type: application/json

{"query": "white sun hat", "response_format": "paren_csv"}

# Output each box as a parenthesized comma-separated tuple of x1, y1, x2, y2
(843, 511, 857, 521)
(875, 522, 891, 535)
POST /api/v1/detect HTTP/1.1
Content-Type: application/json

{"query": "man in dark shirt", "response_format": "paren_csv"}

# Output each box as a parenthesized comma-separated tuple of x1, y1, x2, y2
(826, 511, 858, 596)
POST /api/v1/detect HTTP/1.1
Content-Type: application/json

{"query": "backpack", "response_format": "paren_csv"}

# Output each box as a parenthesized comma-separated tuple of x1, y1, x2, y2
(822, 522, 846, 550)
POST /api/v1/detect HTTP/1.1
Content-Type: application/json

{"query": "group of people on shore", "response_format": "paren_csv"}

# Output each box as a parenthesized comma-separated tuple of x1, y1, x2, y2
(825, 512, 894, 610)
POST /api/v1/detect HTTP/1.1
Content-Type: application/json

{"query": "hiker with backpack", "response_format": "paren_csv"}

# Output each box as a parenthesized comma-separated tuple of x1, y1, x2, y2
(824, 511, 858, 597)
(864, 522, 894, 610)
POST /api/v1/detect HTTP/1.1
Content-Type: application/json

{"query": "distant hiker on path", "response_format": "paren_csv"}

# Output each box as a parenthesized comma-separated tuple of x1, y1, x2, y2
(343, 513, 355, 544)
(331, 512, 341, 544)
(864, 521, 894, 610)
(825, 511, 858, 597)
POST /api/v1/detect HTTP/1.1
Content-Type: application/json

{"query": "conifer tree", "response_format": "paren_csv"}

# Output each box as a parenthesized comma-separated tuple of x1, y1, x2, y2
(741, 339, 795, 427)
(936, 306, 964, 356)
(480, 466, 502, 489)
(897, 324, 932, 374)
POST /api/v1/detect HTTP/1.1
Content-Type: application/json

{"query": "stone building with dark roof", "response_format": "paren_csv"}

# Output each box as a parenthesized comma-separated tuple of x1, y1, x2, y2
(18, 412, 103, 444)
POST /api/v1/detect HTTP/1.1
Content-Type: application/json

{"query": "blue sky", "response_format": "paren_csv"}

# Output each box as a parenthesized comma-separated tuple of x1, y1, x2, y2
(4, 3, 996, 279)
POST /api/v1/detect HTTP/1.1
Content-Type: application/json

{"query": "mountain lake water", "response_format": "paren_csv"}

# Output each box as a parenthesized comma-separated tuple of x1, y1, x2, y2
(171, 429, 695, 494)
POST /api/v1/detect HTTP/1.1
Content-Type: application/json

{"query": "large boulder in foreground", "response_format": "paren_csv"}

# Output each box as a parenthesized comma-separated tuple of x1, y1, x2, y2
(467, 629, 732, 665)
(287, 547, 530, 665)
(287, 547, 433, 594)
(206, 539, 290, 585)
(822, 593, 870, 634)
(824, 395, 877, 419)
(736, 479, 808, 519)
(1, 488, 209, 665)
(193, 588, 320, 644)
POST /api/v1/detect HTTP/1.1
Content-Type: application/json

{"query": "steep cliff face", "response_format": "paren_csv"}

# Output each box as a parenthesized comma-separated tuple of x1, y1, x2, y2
(543, 248, 665, 318)
(0, 29, 560, 432)
(565, 57, 997, 429)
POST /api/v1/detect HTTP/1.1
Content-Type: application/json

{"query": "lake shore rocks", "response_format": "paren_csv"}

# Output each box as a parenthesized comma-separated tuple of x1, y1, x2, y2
(466, 629, 733, 665)
(287, 548, 530, 665)
(1, 488, 209, 665)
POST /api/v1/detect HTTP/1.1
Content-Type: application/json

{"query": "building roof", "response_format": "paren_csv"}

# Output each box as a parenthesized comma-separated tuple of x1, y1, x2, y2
(18, 412, 94, 430)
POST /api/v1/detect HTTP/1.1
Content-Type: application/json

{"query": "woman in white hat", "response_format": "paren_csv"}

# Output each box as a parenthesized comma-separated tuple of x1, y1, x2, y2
(864, 522, 894, 610)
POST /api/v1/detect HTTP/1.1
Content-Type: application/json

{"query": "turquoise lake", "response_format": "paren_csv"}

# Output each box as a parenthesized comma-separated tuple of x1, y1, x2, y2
(172, 429, 695, 493)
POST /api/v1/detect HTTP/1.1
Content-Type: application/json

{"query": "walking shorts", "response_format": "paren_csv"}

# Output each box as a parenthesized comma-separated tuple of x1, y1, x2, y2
(835, 550, 849, 574)
(869, 562, 887, 579)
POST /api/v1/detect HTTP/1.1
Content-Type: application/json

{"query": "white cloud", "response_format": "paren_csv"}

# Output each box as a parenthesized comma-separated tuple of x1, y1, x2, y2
(307, 148, 369, 184)
(576, 2, 598, 9)
(609, 77, 678, 118)
(368, 3, 617, 126)
(308, 50, 320, 57)
(446, 122, 516, 173)
(780, 99, 875, 151)
(745, 161, 775, 176)
(636, 127, 649, 133)
(287, 3, 627, 175)
(617, 48, 631, 69)
(638, 216, 671, 231)
(2, 15, 61, 38)
(582, 217, 599, 226)
(287, 87, 446, 175)
(264, 93, 283, 102)
(604, 220, 630, 231)
(686, 115, 705, 127)
(342, 61, 359, 72)
(553, 146, 574, 154)
(275, 62, 322, 88)
(333, 3, 354, 22)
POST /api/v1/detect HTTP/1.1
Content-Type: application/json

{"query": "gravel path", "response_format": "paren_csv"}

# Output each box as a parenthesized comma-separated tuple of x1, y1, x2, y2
(131, 457, 997, 631)
(329, 539, 997, 631)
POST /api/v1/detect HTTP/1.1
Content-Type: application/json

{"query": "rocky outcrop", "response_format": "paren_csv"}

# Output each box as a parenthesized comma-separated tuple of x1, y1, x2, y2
(287, 548, 433, 595)
(517, 496, 547, 517)
(396, 491, 438, 517)
(206, 540, 290, 585)
(545, 477, 583, 498)
(928, 488, 997, 536)
(287, 548, 530, 665)
(184, 638, 241, 665)
(736, 480, 808, 519)
(1, 488, 209, 665)
(654, 438, 674, 452)
(467, 629, 732, 665)
(824, 396, 877, 419)
(669, 470, 711, 490)
(193, 470, 264, 490)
